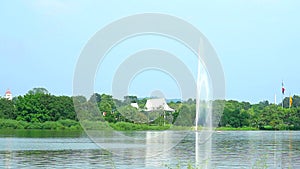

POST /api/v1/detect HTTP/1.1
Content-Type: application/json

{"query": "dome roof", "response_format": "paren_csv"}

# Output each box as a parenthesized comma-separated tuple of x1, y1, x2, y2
(5, 89, 11, 95)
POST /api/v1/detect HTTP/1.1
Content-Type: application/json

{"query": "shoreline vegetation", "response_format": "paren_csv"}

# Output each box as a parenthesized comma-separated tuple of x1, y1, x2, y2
(0, 119, 286, 131)
(1, 87, 300, 131)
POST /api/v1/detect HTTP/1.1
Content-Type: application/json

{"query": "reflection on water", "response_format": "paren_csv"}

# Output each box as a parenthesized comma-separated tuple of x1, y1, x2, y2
(1, 150, 115, 168)
(87, 130, 189, 159)
(0, 130, 300, 168)
(211, 131, 300, 169)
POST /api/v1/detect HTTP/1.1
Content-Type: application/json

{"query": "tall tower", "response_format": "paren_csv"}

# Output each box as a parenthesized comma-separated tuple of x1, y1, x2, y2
(4, 89, 12, 100)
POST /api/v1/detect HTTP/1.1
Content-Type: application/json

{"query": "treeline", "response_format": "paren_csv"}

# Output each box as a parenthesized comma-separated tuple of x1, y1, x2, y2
(219, 98, 300, 130)
(0, 88, 79, 130)
(75, 94, 197, 127)
(1, 87, 300, 130)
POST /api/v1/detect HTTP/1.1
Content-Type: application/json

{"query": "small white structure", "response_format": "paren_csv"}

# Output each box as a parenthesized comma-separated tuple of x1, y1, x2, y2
(145, 98, 174, 112)
(4, 89, 12, 100)
(130, 102, 139, 109)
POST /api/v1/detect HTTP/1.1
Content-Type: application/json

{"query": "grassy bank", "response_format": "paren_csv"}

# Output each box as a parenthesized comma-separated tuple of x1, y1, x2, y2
(0, 129, 85, 138)
(0, 119, 82, 130)
(216, 126, 259, 131)
(109, 122, 171, 131)
(0, 119, 173, 131)
(0, 119, 287, 131)
(0, 119, 186, 131)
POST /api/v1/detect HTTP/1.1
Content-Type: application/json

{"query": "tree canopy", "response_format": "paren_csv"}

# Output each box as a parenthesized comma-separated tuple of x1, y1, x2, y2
(1, 88, 300, 130)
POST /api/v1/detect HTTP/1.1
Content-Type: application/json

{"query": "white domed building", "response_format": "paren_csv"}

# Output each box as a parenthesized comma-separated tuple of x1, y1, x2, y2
(4, 89, 13, 100)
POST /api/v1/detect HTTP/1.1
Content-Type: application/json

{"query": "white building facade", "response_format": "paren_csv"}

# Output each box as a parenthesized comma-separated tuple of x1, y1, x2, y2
(4, 89, 12, 100)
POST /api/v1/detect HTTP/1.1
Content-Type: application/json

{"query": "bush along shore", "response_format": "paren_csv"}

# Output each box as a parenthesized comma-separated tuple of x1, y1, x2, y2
(1, 87, 300, 131)
(0, 119, 258, 131)
(0, 119, 82, 130)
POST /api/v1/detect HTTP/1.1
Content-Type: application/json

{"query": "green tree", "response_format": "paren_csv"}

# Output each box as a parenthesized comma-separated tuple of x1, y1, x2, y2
(89, 93, 101, 103)
(28, 87, 49, 95)
(137, 98, 147, 108)
(124, 95, 138, 104)
(219, 100, 251, 128)
(174, 104, 194, 126)
(292, 95, 300, 108)
(15, 91, 76, 123)
(118, 105, 147, 123)
(0, 98, 16, 119)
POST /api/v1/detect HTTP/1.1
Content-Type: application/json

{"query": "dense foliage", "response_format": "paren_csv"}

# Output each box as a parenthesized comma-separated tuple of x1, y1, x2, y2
(219, 99, 300, 130)
(1, 87, 300, 130)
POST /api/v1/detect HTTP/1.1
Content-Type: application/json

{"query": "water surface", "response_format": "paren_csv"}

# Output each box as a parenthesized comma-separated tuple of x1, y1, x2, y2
(0, 130, 299, 168)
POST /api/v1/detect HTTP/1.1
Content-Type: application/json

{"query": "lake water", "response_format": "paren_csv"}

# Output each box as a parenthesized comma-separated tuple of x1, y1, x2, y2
(0, 130, 299, 168)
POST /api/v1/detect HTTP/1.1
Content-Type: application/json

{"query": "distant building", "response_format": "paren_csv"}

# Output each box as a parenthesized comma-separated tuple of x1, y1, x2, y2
(130, 103, 139, 109)
(144, 98, 174, 112)
(4, 89, 12, 100)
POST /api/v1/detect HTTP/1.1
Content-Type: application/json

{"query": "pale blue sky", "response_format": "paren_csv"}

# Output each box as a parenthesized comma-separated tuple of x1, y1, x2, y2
(1, 0, 300, 103)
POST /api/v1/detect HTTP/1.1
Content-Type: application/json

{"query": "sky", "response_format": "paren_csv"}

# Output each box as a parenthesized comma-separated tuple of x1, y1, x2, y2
(1, 0, 300, 103)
